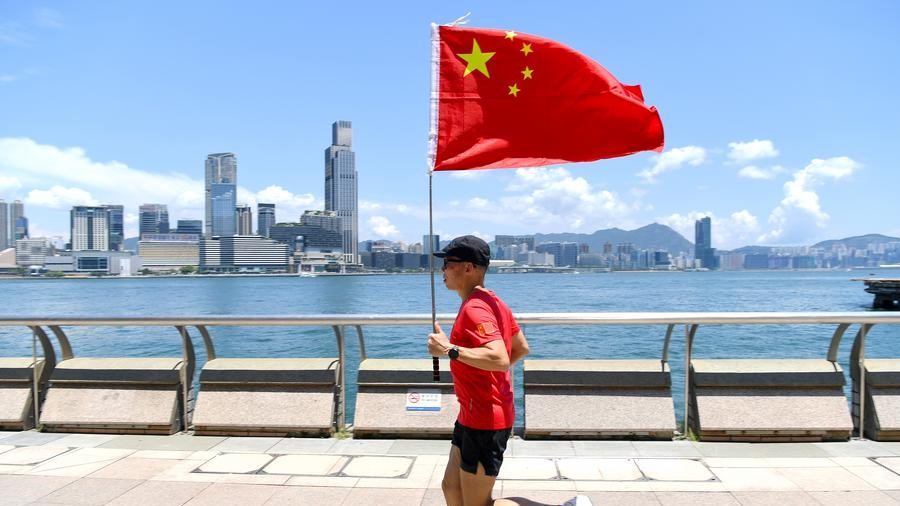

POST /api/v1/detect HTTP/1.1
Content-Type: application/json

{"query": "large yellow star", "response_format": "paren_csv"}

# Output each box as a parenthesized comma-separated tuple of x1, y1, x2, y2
(508, 83, 520, 97)
(457, 39, 495, 78)
(521, 66, 534, 79)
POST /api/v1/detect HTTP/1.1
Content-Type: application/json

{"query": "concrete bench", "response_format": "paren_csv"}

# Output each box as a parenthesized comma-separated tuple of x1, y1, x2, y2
(192, 357, 338, 437)
(40, 357, 187, 434)
(523, 359, 676, 439)
(855, 359, 900, 441)
(0, 357, 48, 430)
(689, 358, 852, 442)
(353, 359, 458, 439)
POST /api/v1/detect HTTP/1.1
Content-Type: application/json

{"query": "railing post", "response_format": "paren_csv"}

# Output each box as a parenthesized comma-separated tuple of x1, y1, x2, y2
(332, 325, 347, 431)
(857, 324, 871, 439)
(31, 326, 40, 429)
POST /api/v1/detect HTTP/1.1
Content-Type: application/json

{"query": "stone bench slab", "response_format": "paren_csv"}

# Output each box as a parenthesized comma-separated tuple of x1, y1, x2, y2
(865, 359, 900, 387)
(525, 359, 670, 388)
(524, 388, 676, 439)
(354, 359, 456, 438)
(693, 388, 853, 433)
(692, 359, 845, 387)
(0, 358, 46, 383)
(199, 358, 338, 384)
(192, 387, 334, 436)
(51, 357, 184, 384)
(357, 358, 452, 385)
(40, 386, 180, 434)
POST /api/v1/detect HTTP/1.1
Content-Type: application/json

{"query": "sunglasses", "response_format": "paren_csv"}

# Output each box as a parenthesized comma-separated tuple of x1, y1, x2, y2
(441, 258, 468, 270)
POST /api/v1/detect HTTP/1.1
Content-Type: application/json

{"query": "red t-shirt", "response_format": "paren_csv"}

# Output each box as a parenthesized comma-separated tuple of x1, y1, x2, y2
(449, 288, 520, 430)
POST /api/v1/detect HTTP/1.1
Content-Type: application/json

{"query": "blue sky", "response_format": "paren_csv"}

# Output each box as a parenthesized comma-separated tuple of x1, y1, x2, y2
(1, 1, 898, 250)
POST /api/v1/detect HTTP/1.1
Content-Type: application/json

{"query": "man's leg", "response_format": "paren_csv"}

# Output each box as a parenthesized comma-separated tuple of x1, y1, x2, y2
(458, 460, 498, 506)
(442, 445, 464, 506)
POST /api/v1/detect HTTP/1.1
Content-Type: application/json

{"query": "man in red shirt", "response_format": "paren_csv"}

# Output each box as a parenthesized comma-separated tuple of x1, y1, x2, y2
(428, 235, 592, 506)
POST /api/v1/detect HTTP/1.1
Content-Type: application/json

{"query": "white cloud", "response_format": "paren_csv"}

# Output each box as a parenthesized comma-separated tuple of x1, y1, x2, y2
(0, 175, 22, 191)
(759, 156, 862, 244)
(254, 185, 318, 222)
(0, 74, 17, 83)
(368, 216, 399, 238)
(447, 170, 487, 180)
(0, 137, 324, 238)
(658, 209, 762, 250)
(637, 146, 706, 183)
(727, 139, 779, 162)
(438, 167, 637, 234)
(739, 164, 788, 180)
(26, 186, 99, 209)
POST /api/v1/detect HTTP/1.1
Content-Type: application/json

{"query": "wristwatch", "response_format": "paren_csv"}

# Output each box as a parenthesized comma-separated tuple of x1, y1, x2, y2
(448, 346, 460, 360)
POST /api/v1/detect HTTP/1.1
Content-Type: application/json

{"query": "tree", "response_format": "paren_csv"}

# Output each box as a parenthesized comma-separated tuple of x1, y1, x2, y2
(140, 268, 153, 275)
(179, 265, 197, 275)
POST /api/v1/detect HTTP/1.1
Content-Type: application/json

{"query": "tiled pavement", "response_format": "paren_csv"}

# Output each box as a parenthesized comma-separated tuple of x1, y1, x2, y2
(1, 430, 900, 505)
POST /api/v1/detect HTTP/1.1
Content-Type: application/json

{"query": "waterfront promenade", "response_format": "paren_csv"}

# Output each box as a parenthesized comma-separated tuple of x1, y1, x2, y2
(2, 430, 900, 505)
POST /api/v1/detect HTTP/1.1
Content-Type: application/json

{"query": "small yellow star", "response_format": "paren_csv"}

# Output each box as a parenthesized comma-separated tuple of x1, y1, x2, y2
(521, 43, 533, 56)
(457, 38, 495, 78)
(505, 31, 517, 40)
(521, 66, 534, 79)
(508, 83, 520, 97)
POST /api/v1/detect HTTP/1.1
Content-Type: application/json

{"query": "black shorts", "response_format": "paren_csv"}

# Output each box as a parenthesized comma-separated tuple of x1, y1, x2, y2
(451, 421, 512, 477)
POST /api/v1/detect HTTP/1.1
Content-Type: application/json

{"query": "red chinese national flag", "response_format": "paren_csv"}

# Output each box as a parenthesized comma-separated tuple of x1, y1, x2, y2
(430, 25, 664, 171)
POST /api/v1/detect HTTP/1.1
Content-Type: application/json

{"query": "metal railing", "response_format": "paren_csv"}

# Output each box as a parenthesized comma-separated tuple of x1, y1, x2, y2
(2, 311, 899, 435)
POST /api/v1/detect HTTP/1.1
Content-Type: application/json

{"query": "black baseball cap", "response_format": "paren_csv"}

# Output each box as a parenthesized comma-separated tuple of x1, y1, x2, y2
(433, 235, 491, 267)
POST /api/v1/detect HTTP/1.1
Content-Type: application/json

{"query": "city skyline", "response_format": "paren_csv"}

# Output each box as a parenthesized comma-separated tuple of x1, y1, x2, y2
(0, 3, 897, 250)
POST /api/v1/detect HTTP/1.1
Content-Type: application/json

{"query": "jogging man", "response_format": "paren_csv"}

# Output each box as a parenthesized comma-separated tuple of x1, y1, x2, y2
(427, 235, 591, 506)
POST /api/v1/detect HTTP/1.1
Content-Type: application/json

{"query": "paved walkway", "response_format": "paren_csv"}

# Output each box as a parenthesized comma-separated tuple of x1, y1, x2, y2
(2, 430, 900, 505)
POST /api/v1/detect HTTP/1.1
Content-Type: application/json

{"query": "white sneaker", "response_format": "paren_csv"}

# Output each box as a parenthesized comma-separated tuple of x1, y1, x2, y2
(561, 495, 593, 506)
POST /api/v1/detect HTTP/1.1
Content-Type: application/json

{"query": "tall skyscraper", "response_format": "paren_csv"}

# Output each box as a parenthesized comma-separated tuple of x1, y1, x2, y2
(70, 206, 110, 251)
(10, 200, 23, 243)
(0, 200, 8, 250)
(236, 204, 253, 235)
(325, 121, 358, 264)
(423, 235, 440, 255)
(694, 216, 718, 269)
(139, 204, 170, 237)
(205, 153, 237, 238)
(257, 203, 275, 238)
(209, 183, 236, 236)
(104, 205, 124, 250)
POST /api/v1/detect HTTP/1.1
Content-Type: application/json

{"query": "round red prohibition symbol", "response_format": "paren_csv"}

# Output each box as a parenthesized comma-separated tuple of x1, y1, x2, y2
(408, 393, 420, 403)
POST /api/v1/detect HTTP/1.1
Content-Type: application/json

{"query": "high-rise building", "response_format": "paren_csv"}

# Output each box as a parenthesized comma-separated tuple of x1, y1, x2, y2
(0, 200, 8, 250)
(176, 219, 203, 235)
(205, 153, 237, 238)
(14, 216, 28, 240)
(423, 235, 440, 255)
(257, 203, 275, 238)
(236, 204, 253, 235)
(10, 200, 23, 242)
(495, 235, 535, 251)
(694, 216, 718, 269)
(104, 205, 124, 250)
(324, 121, 358, 264)
(70, 206, 110, 251)
(139, 204, 170, 237)
(209, 183, 236, 237)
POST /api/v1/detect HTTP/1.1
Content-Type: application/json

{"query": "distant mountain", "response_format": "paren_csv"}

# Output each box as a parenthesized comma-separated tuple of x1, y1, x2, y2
(534, 223, 694, 254)
(811, 234, 900, 250)
(731, 245, 774, 255)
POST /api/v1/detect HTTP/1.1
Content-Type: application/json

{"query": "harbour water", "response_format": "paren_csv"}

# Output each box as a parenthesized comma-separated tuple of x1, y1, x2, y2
(1, 268, 898, 426)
